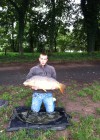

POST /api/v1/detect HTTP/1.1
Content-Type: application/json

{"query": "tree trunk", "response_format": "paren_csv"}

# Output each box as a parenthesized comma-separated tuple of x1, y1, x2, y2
(49, 0, 56, 52)
(18, 16, 24, 55)
(86, 20, 98, 53)
(95, 29, 100, 51)
(10, 21, 17, 52)
(8, 0, 30, 55)
(81, 0, 99, 53)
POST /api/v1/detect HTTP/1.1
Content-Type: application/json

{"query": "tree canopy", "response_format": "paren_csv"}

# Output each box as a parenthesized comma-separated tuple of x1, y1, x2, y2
(0, 0, 100, 55)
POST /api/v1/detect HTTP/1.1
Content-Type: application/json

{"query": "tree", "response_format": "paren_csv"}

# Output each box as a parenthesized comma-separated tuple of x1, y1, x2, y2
(7, 0, 30, 55)
(44, 0, 71, 52)
(81, 0, 100, 53)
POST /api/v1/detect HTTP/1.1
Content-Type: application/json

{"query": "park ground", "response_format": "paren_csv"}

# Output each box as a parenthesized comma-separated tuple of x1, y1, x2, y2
(0, 60, 100, 139)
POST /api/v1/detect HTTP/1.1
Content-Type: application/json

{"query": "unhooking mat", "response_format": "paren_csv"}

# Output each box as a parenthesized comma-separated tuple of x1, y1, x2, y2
(7, 106, 71, 131)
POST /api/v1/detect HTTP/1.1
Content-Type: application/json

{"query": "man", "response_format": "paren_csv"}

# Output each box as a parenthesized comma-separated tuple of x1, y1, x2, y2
(26, 53, 56, 113)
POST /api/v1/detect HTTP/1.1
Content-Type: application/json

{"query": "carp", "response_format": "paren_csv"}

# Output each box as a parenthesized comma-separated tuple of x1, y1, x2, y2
(23, 75, 66, 94)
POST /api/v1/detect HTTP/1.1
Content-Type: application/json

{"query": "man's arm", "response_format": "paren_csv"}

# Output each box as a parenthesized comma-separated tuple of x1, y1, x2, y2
(51, 67, 56, 79)
(26, 67, 35, 80)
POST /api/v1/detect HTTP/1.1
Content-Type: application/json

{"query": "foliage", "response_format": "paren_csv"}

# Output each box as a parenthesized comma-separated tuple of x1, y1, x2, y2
(0, 0, 100, 55)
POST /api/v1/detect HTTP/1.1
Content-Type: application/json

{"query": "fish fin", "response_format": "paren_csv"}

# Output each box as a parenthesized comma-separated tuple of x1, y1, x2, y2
(43, 89, 47, 92)
(58, 83, 66, 94)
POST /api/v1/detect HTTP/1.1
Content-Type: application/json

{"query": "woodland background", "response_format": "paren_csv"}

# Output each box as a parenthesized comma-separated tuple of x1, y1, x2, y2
(0, 0, 100, 55)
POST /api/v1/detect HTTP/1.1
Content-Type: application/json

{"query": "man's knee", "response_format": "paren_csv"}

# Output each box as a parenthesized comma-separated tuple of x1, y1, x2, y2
(43, 98, 55, 113)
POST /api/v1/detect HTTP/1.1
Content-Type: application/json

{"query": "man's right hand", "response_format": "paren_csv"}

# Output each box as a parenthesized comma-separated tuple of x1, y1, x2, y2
(31, 86, 38, 90)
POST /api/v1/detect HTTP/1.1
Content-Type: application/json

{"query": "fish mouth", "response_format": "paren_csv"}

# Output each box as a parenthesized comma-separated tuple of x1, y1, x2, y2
(23, 82, 27, 86)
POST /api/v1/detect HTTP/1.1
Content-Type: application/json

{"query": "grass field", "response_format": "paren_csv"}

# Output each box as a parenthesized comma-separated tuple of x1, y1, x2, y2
(0, 52, 100, 64)
(0, 52, 100, 139)
(0, 82, 100, 140)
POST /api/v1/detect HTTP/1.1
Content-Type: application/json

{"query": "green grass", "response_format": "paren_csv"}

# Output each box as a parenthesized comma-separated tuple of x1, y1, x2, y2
(0, 52, 39, 63)
(0, 52, 100, 139)
(96, 107, 100, 115)
(0, 81, 100, 139)
(70, 116, 100, 140)
(77, 82, 100, 101)
(49, 52, 100, 61)
(0, 52, 100, 64)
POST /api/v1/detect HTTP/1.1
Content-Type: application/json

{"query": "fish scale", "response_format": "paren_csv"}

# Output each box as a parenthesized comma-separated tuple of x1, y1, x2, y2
(23, 76, 66, 94)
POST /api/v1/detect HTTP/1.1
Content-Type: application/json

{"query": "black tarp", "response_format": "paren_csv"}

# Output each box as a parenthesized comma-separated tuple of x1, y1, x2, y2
(7, 106, 71, 131)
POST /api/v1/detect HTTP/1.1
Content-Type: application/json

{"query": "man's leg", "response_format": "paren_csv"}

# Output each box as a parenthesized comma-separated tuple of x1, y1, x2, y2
(31, 93, 42, 112)
(43, 93, 55, 113)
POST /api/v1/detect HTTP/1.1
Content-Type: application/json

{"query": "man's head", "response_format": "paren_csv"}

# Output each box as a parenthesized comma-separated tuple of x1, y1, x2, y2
(39, 53, 48, 66)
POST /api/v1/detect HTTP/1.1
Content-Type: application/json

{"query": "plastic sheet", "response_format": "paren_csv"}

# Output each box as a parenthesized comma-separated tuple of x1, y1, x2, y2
(7, 106, 71, 131)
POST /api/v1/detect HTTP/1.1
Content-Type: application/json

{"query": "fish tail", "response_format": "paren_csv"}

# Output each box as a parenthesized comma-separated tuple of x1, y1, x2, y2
(58, 83, 66, 94)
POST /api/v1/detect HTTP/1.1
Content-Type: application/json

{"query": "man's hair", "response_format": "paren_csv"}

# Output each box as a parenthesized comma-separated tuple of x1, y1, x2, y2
(40, 52, 48, 57)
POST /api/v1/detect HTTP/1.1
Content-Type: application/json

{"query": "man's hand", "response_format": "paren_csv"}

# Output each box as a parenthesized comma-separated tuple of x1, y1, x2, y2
(31, 86, 38, 90)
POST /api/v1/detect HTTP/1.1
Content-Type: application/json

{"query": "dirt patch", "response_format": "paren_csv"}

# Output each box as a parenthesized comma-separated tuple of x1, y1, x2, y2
(62, 95, 99, 116)
(0, 61, 100, 85)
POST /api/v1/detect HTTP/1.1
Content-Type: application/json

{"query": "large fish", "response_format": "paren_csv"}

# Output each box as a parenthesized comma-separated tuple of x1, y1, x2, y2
(23, 76, 66, 94)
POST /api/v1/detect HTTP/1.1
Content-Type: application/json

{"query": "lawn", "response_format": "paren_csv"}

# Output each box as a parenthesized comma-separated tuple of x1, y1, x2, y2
(0, 52, 100, 64)
(0, 52, 100, 139)
(0, 82, 100, 140)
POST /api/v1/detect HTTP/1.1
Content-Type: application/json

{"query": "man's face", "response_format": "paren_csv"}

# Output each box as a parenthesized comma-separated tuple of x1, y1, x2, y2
(39, 54, 48, 66)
